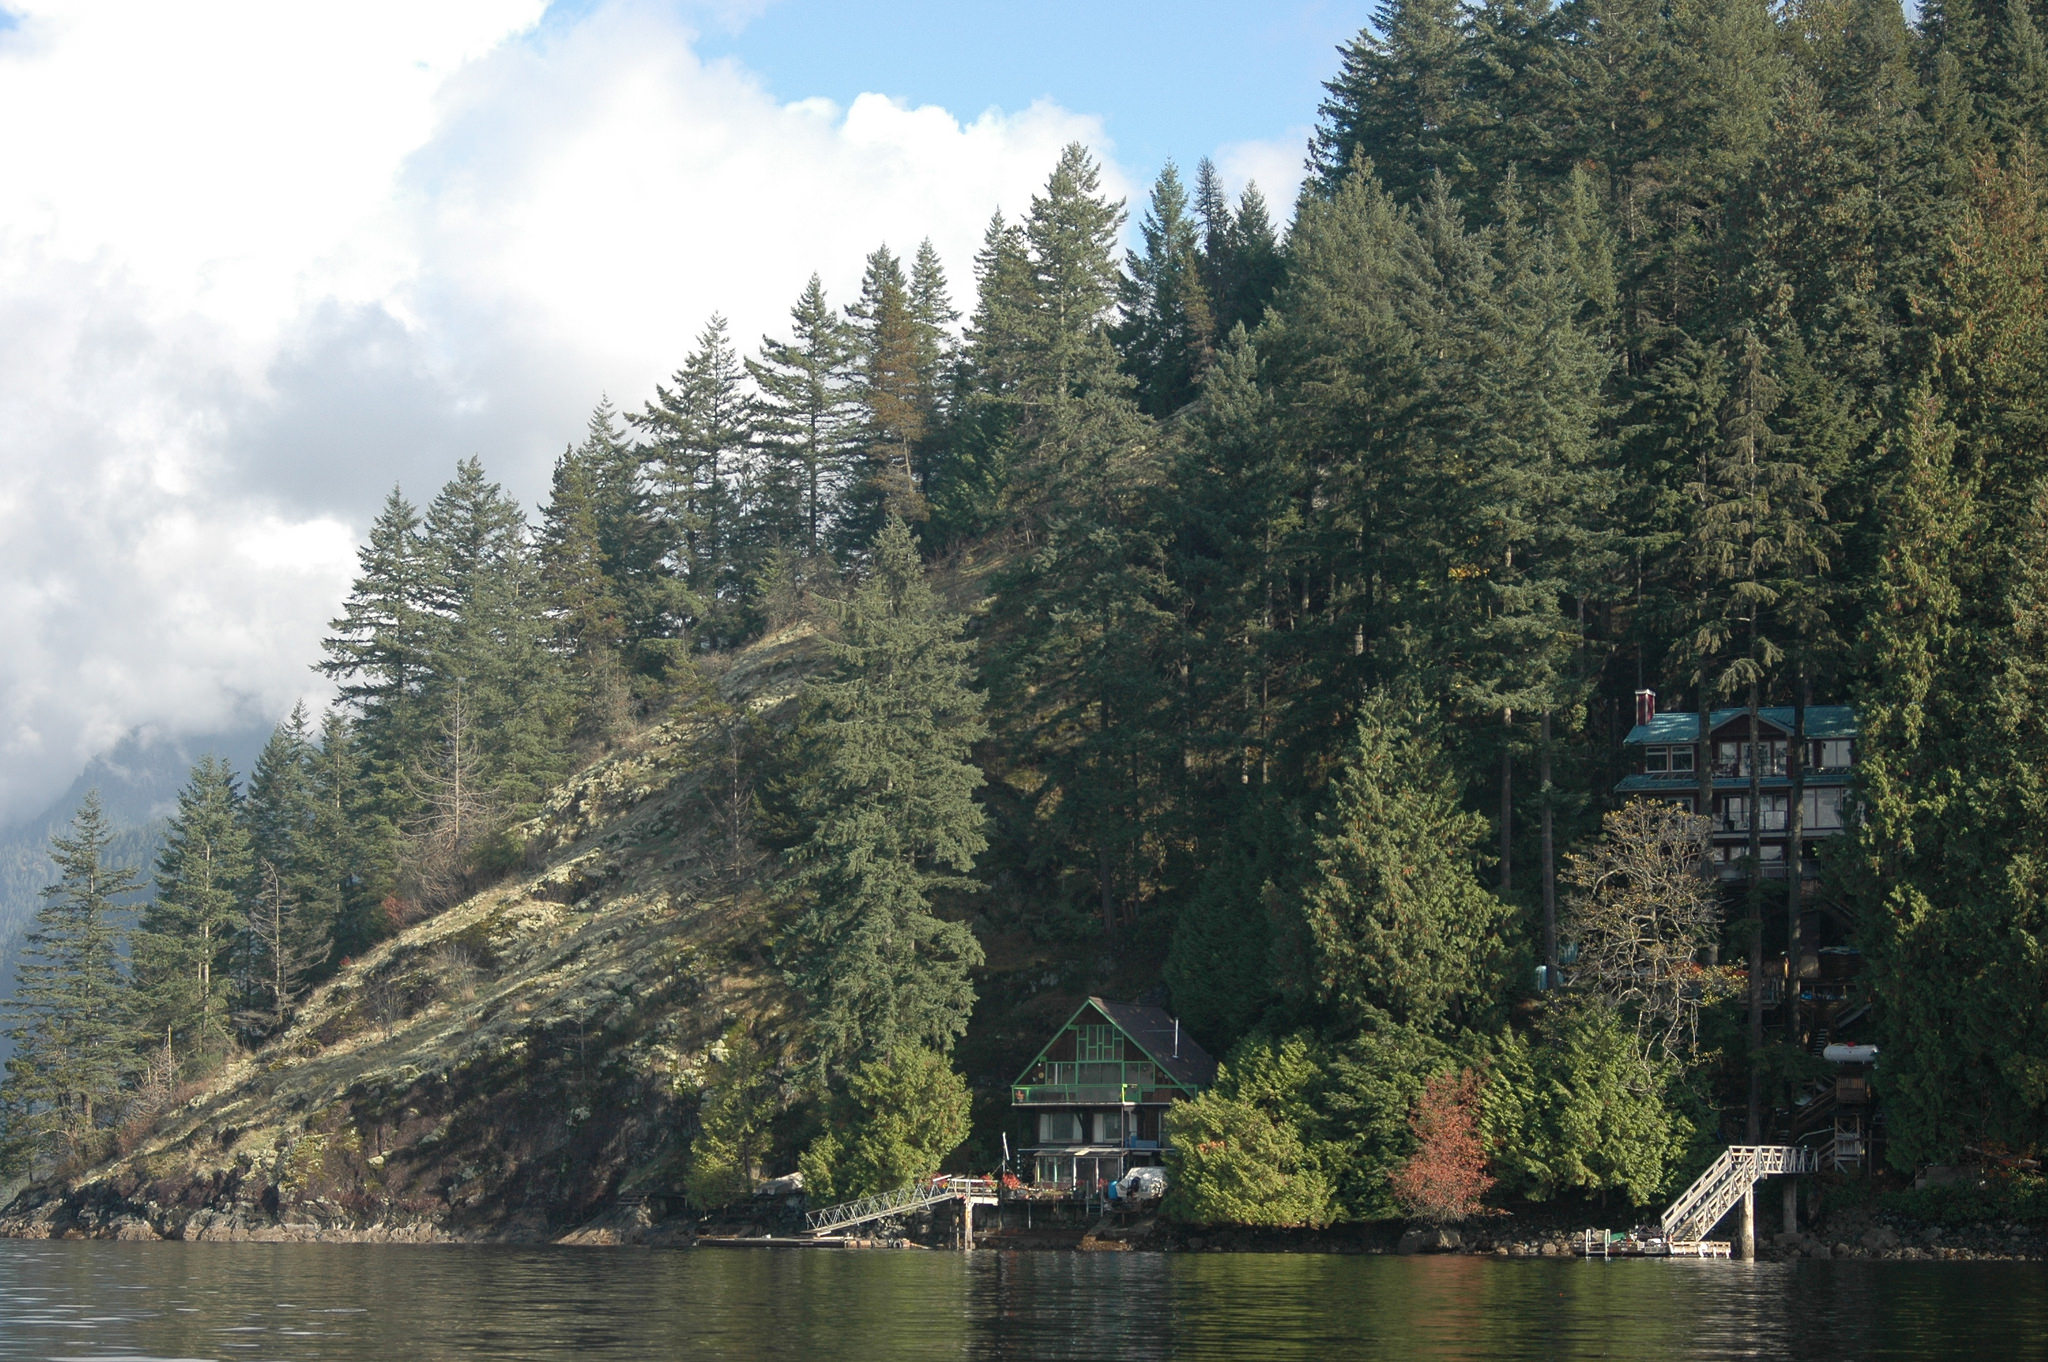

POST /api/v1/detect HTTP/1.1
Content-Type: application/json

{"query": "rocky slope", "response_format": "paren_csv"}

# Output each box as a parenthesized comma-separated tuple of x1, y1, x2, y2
(0, 628, 822, 1244)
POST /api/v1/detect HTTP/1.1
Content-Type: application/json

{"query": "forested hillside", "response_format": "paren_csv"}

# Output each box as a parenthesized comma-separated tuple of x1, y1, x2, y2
(8, 0, 2048, 1229)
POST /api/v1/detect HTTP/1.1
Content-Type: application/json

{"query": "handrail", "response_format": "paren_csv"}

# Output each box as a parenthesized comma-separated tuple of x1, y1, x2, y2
(1661, 1145, 1814, 1245)
(803, 1176, 998, 1236)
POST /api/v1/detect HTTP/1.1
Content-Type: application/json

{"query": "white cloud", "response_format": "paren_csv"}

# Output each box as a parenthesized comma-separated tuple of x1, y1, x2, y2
(1212, 127, 1312, 223)
(0, 0, 1126, 821)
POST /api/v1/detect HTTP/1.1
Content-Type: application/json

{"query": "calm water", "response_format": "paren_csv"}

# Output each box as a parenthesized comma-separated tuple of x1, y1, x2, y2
(0, 1242, 2043, 1360)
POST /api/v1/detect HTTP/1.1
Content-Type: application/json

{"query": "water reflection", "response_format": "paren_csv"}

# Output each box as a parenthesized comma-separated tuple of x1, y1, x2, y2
(0, 1241, 2042, 1360)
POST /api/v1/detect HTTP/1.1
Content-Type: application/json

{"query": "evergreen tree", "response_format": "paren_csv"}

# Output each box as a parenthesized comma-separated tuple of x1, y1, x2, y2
(639, 316, 752, 643)
(420, 457, 570, 812)
(0, 793, 140, 1164)
(842, 248, 939, 544)
(240, 706, 333, 1030)
(929, 212, 1033, 538)
(748, 275, 859, 556)
(130, 757, 250, 1074)
(1219, 183, 1286, 335)
(319, 487, 432, 798)
(1288, 696, 1517, 1037)
(1117, 160, 1217, 415)
(781, 517, 987, 1076)
(797, 1045, 971, 1200)
(907, 238, 961, 490)
(1311, 0, 1476, 200)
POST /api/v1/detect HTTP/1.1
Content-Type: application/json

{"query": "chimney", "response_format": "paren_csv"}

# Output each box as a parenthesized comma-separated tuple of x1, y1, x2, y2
(1635, 689, 1657, 727)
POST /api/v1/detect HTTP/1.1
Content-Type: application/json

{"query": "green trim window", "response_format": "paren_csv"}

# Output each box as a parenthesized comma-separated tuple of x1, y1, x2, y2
(1076, 1025, 1119, 1063)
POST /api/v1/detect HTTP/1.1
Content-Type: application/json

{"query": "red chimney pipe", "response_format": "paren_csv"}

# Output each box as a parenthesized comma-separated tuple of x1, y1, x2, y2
(1635, 689, 1657, 727)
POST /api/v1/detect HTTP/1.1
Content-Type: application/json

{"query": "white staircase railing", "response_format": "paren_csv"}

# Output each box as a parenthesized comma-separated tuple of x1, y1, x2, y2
(1661, 1145, 1814, 1245)
(803, 1176, 997, 1236)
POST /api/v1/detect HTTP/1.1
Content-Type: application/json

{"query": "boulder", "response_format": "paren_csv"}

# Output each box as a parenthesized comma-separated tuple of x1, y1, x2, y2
(1862, 1226, 1901, 1252)
(1398, 1226, 1463, 1254)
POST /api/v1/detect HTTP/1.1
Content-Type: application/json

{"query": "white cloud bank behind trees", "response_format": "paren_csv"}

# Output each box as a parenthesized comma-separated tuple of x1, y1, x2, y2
(0, 0, 1129, 821)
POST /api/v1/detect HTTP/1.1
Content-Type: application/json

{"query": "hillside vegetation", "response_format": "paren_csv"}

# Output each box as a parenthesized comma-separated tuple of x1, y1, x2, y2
(3, 631, 819, 1240)
(12, 0, 2048, 1234)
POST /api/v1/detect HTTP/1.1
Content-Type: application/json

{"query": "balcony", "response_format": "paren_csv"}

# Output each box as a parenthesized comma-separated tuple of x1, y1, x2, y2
(1013, 1083, 1149, 1106)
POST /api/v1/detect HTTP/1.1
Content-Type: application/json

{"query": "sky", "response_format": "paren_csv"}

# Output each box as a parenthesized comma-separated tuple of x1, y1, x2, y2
(0, 0, 1367, 823)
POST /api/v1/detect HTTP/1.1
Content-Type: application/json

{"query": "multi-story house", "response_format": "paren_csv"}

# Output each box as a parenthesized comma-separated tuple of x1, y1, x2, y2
(1617, 690, 1857, 879)
(1008, 997, 1215, 1194)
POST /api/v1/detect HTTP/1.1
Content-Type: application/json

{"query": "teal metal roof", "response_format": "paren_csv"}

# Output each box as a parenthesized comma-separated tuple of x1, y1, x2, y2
(1624, 705, 1856, 745)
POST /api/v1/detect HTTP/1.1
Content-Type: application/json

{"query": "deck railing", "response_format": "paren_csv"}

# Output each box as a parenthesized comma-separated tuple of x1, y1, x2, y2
(1012, 1082, 1145, 1105)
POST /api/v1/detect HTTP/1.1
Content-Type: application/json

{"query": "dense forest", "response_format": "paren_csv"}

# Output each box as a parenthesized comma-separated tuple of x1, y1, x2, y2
(7, 0, 2048, 1224)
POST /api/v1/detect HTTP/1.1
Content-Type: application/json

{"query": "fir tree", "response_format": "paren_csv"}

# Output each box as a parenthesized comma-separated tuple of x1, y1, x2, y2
(842, 247, 933, 544)
(0, 793, 141, 1164)
(781, 517, 988, 1077)
(130, 757, 250, 1074)
(1289, 695, 1517, 1037)
(1117, 160, 1217, 415)
(240, 706, 334, 1030)
(639, 317, 752, 642)
(748, 275, 858, 556)
(319, 487, 432, 797)
(1311, 0, 1476, 200)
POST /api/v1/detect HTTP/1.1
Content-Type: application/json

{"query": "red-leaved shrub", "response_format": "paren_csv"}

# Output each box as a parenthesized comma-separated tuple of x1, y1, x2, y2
(1388, 1068, 1494, 1223)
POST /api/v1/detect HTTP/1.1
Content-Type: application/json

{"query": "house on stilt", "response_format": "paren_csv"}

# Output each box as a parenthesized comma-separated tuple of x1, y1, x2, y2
(1009, 997, 1215, 1195)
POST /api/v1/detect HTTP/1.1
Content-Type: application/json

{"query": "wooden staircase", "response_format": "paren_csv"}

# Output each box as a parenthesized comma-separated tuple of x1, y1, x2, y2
(1661, 1145, 1817, 1251)
(803, 1176, 999, 1239)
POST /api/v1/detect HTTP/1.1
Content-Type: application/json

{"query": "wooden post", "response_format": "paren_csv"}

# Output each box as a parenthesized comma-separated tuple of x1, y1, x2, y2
(1782, 1177, 1798, 1236)
(961, 1196, 973, 1252)
(1739, 1186, 1755, 1261)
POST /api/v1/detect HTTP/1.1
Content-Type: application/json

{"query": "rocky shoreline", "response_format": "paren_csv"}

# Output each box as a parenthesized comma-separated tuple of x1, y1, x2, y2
(7, 1181, 2042, 1262)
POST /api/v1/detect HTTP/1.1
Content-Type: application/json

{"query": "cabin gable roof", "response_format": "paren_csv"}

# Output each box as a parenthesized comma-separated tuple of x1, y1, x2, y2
(1009, 996, 1217, 1093)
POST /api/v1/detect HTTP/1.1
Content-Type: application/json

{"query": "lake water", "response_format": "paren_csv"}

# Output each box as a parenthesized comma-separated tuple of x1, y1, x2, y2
(0, 1242, 2043, 1360)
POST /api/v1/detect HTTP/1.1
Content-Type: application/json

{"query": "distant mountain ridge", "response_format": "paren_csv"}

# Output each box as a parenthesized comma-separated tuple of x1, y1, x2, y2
(0, 723, 276, 1020)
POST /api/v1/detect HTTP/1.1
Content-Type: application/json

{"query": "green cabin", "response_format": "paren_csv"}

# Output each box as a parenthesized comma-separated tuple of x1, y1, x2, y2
(1009, 997, 1216, 1193)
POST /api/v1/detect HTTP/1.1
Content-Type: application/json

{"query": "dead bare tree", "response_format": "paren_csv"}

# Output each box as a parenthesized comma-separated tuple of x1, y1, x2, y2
(237, 860, 327, 1036)
(707, 707, 760, 879)
(1561, 799, 1731, 1067)
(400, 680, 501, 910)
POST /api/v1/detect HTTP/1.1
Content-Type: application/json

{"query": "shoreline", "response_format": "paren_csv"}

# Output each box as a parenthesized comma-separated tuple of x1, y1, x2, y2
(4, 1191, 2041, 1262)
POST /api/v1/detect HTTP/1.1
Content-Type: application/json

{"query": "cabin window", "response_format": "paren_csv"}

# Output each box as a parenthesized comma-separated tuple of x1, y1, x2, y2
(1092, 1111, 1124, 1143)
(1038, 1112, 1084, 1144)
(1805, 787, 1845, 830)
(1669, 746, 1695, 772)
(1715, 741, 1742, 776)
(1720, 793, 1789, 832)
(1819, 739, 1852, 770)
(1644, 746, 1668, 772)
(1075, 1025, 1119, 1063)
(1078, 1062, 1122, 1084)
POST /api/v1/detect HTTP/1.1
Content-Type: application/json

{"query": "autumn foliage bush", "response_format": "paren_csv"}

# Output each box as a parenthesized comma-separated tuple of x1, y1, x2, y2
(1388, 1068, 1493, 1223)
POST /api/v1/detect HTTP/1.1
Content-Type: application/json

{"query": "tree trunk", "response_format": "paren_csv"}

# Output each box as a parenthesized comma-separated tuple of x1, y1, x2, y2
(1499, 709, 1514, 895)
(1786, 678, 1808, 1052)
(1746, 682, 1764, 1144)
(1540, 710, 1556, 982)
(1697, 687, 1716, 964)
(1098, 845, 1117, 947)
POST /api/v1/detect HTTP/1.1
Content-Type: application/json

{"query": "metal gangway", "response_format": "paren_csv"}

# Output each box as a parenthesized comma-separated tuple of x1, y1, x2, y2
(803, 1176, 999, 1240)
(1661, 1144, 1816, 1252)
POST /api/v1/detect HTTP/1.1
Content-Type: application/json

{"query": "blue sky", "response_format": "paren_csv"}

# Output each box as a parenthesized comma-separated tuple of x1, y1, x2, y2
(696, 0, 1372, 201)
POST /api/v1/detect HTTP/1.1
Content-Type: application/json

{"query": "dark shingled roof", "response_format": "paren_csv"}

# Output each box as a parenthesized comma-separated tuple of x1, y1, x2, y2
(1092, 997, 1218, 1090)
